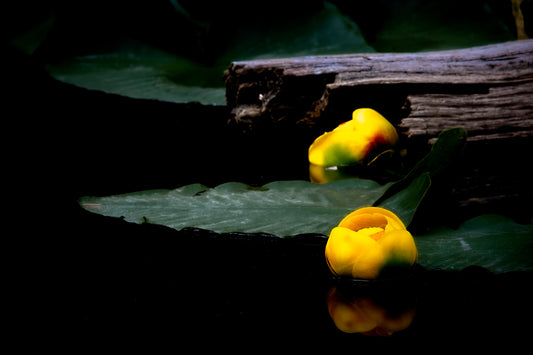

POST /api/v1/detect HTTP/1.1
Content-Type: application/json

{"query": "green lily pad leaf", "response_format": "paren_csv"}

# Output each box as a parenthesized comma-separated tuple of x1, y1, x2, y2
(80, 178, 533, 272)
(80, 179, 387, 236)
(404, 127, 467, 180)
(45, 43, 227, 105)
(415, 215, 533, 273)
(42, 3, 372, 105)
(373, 128, 467, 224)
(376, 172, 431, 226)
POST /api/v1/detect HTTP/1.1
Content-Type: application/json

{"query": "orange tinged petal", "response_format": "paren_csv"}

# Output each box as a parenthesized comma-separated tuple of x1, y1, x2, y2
(338, 207, 406, 231)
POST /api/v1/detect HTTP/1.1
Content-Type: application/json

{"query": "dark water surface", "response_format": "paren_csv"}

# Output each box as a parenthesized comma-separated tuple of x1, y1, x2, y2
(59, 210, 533, 352)
(6, 43, 532, 352)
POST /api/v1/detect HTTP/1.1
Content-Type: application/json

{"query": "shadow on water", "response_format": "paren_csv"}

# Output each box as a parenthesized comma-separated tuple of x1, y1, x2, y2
(55, 213, 533, 351)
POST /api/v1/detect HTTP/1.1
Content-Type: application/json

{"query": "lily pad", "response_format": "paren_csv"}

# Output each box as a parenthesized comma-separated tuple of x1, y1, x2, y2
(416, 215, 533, 273)
(374, 128, 466, 206)
(45, 42, 228, 105)
(374, 128, 466, 225)
(41, 2, 372, 105)
(80, 179, 387, 236)
(376, 172, 431, 227)
(80, 178, 533, 272)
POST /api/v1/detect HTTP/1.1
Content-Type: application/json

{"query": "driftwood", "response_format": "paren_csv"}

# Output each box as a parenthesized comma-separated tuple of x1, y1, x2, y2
(225, 40, 533, 144)
(225, 40, 533, 219)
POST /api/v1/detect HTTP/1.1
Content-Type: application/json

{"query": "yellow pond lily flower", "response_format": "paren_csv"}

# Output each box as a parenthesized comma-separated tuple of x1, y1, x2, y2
(308, 108, 399, 167)
(325, 207, 417, 279)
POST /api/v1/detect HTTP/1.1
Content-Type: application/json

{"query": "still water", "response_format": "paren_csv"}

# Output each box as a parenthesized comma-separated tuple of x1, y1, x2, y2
(74, 125, 532, 350)
(73, 212, 533, 351)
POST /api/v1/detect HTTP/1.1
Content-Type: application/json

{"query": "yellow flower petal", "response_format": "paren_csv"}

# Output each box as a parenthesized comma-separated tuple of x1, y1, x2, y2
(378, 230, 418, 266)
(359, 227, 386, 241)
(308, 119, 368, 166)
(338, 207, 406, 231)
(325, 227, 386, 279)
(338, 213, 388, 233)
(326, 207, 417, 279)
(352, 108, 399, 148)
(308, 108, 398, 167)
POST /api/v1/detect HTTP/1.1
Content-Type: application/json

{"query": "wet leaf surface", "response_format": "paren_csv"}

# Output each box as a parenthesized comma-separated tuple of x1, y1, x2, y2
(80, 179, 387, 236)
(81, 179, 533, 273)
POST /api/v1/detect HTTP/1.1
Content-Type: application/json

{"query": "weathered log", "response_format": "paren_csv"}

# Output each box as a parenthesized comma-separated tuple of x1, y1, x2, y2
(225, 40, 533, 219)
(404, 81, 533, 143)
(224, 40, 533, 144)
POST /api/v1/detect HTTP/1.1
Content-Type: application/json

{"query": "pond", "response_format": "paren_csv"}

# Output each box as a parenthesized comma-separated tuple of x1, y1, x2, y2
(73, 200, 533, 352)
(61, 71, 532, 350)
(80, 181, 533, 273)
(73, 124, 533, 351)
(8, 1, 532, 351)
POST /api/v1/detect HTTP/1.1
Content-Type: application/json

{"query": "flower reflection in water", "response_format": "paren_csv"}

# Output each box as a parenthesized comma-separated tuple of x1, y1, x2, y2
(327, 283, 416, 336)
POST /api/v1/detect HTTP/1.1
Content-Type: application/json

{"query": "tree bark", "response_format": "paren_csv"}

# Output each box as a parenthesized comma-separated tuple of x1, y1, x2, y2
(224, 40, 533, 219)
(224, 40, 533, 144)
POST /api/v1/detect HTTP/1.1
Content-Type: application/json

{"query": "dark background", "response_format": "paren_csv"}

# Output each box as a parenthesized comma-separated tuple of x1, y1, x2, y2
(5, 1, 533, 352)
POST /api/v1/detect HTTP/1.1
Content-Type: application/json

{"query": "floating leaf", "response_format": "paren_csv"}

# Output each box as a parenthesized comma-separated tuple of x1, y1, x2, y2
(80, 179, 387, 236)
(80, 177, 533, 272)
(373, 128, 467, 224)
(42, 3, 372, 105)
(415, 215, 533, 273)
(45, 44, 227, 105)
(376, 173, 431, 226)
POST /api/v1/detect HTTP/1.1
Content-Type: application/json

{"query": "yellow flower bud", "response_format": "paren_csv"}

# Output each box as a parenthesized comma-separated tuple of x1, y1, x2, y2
(308, 108, 399, 167)
(325, 207, 417, 279)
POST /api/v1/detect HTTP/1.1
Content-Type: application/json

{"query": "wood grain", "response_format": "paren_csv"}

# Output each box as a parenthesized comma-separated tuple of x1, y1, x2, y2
(225, 40, 533, 144)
